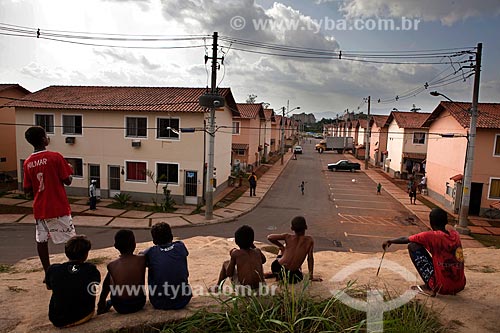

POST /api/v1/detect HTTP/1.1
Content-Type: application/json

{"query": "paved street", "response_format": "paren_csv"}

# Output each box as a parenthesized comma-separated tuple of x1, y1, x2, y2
(0, 140, 434, 264)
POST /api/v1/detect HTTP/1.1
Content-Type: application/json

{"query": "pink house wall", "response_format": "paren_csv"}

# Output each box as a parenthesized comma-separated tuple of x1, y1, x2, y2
(427, 110, 500, 212)
(232, 118, 261, 166)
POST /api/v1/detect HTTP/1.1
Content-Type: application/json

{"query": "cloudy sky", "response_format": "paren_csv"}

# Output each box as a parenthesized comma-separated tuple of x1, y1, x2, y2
(1, 0, 499, 119)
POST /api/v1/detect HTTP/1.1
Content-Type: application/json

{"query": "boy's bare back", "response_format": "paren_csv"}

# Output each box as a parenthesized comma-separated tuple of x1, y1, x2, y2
(229, 248, 266, 289)
(107, 255, 146, 298)
(270, 233, 314, 271)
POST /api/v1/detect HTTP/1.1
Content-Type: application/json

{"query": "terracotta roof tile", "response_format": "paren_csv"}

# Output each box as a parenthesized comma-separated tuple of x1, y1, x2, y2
(232, 143, 249, 150)
(386, 111, 431, 128)
(424, 101, 500, 129)
(371, 115, 389, 128)
(10, 85, 238, 115)
(0, 83, 30, 94)
(236, 103, 264, 119)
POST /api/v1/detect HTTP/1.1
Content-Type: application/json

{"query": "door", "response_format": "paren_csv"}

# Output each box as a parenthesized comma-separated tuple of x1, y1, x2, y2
(108, 165, 121, 198)
(469, 182, 483, 216)
(184, 170, 198, 205)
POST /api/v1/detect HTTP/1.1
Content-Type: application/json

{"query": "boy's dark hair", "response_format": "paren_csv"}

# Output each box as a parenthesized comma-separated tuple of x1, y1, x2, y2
(291, 216, 307, 232)
(65, 235, 91, 261)
(25, 126, 46, 147)
(114, 229, 136, 254)
(429, 208, 448, 229)
(151, 222, 173, 245)
(235, 225, 254, 249)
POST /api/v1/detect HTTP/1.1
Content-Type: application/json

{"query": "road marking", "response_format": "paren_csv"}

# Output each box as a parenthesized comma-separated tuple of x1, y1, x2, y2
(344, 232, 389, 239)
(335, 206, 397, 211)
(333, 199, 384, 203)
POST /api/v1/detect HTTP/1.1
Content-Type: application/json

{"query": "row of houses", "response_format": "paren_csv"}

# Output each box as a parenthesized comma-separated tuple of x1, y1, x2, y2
(0, 84, 299, 205)
(324, 104, 500, 217)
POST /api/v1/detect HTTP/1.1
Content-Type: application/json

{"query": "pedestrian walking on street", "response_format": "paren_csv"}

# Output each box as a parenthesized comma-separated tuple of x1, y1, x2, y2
(248, 172, 257, 197)
(299, 181, 305, 195)
(89, 179, 97, 210)
(377, 183, 382, 195)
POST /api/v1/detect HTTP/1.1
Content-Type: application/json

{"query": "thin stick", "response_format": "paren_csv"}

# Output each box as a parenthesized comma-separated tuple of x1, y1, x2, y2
(376, 249, 386, 277)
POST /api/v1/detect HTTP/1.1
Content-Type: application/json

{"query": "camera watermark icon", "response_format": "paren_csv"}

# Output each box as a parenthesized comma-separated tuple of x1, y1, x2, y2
(330, 258, 418, 333)
(229, 16, 420, 33)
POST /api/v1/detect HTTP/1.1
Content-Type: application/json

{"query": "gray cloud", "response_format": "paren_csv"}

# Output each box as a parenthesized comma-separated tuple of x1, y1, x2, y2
(337, 0, 500, 25)
(93, 49, 161, 70)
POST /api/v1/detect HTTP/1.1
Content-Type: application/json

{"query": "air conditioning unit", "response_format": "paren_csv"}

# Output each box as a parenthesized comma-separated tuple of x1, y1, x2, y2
(131, 140, 141, 148)
(65, 137, 75, 144)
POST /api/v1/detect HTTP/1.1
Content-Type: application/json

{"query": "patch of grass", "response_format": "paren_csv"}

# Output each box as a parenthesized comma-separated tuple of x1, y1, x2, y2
(0, 264, 14, 273)
(159, 281, 444, 333)
(24, 268, 43, 273)
(87, 257, 109, 265)
(260, 245, 279, 255)
(470, 234, 500, 248)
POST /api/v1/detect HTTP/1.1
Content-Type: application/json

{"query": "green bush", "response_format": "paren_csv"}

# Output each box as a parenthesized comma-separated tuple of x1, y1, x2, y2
(113, 193, 131, 207)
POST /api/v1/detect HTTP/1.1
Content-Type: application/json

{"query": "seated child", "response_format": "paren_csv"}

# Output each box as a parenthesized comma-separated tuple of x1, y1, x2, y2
(143, 222, 192, 310)
(212, 225, 266, 292)
(45, 235, 101, 328)
(382, 207, 466, 296)
(97, 229, 146, 314)
(267, 216, 321, 283)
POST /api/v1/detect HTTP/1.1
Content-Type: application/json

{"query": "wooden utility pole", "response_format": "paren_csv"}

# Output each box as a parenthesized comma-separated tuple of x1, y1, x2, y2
(364, 96, 371, 170)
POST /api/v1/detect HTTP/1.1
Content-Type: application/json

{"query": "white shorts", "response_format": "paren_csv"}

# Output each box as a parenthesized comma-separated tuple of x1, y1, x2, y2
(35, 215, 76, 244)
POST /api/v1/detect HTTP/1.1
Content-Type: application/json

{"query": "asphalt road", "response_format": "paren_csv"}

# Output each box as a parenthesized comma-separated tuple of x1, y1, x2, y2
(0, 140, 426, 264)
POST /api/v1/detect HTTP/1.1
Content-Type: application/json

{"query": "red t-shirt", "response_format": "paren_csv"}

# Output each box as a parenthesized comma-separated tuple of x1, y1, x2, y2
(23, 151, 73, 219)
(409, 229, 466, 295)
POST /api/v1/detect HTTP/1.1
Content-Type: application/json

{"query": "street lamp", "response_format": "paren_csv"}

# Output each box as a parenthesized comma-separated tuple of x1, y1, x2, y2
(281, 101, 300, 165)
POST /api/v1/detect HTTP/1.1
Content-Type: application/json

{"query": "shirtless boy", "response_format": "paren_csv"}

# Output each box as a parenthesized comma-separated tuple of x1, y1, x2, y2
(382, 208, 466, 296)
(97, 230, 146, 314)
(212, 225, 266, 291)
(267, 216, 321, 283)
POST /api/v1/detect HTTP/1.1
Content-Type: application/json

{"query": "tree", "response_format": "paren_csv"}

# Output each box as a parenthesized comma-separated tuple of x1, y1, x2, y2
(246, 94, 258, 104)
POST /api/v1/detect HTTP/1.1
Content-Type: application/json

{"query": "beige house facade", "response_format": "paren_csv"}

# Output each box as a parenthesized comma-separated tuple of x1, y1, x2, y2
(13, 86, 238, 205)
(232, 103, 264, 172)
(384, 111, 430, 178)
(368, 115, 389, 166)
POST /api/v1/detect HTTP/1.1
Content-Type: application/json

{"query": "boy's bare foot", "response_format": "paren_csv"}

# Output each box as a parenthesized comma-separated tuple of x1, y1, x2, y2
(310, 277, 323, 282)
(411, 285, 436, 297)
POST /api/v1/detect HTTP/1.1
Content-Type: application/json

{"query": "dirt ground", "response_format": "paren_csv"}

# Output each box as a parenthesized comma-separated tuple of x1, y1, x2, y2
(1, 236, 499, 333)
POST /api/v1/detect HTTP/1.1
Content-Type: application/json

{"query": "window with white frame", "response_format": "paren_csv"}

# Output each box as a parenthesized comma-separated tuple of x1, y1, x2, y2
(413, 132, 426, 145)
(157, 118, 179, 139)
(126, 117, 147, 137)
(65, 158, 83, 177)
(35, 114, 54, 134)
(232, 121, 240, 134)
(488, 178, 500, 199)
(156, 163, 179, 184)
(494, 134, 500, 157)
(126, 161, 147, 182)
(62, 115, 82, 135)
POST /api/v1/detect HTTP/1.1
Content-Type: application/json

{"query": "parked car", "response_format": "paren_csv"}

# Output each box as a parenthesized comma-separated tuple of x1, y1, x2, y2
(327, 160, 361, 172)
(293, 146, 303, 154)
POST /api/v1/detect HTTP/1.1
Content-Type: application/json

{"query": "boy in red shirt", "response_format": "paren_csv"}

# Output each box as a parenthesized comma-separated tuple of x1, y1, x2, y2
(23, 126, 76, 275)
(382, 207, 466, 296)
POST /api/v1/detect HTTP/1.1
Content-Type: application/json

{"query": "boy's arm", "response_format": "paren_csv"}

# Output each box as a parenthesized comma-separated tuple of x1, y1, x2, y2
(307, 240, 322, 282)
(226, 252, 238, 277)
(258, 249, 267, 264)
(382, 236, 410, 250)
(97, 272, 111, 315)
(267, 234, 286, 251)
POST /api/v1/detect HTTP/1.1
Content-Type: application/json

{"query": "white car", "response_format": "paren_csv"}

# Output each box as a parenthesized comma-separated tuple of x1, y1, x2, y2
(293, 146, 303, 154)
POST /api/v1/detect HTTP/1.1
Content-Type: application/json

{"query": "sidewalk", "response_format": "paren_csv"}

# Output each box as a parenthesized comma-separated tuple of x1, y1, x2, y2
(0, 152, 294, 230)
(363, 166, 484, 248)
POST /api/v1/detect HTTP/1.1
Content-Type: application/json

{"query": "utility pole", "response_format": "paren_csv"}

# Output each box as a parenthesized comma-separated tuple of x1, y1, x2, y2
(457, 42, 482, 234)
(364, 96, 371, 170)
(280, 105, 286, 165)
(205, 32, 219, 220)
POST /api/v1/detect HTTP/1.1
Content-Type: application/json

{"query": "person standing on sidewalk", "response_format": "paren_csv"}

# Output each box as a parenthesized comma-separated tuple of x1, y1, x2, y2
(299, 181, 305, 195)
(23, 126, 76, 277)
(89, 180, 97, 210)
(248, 172, 257, 197)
